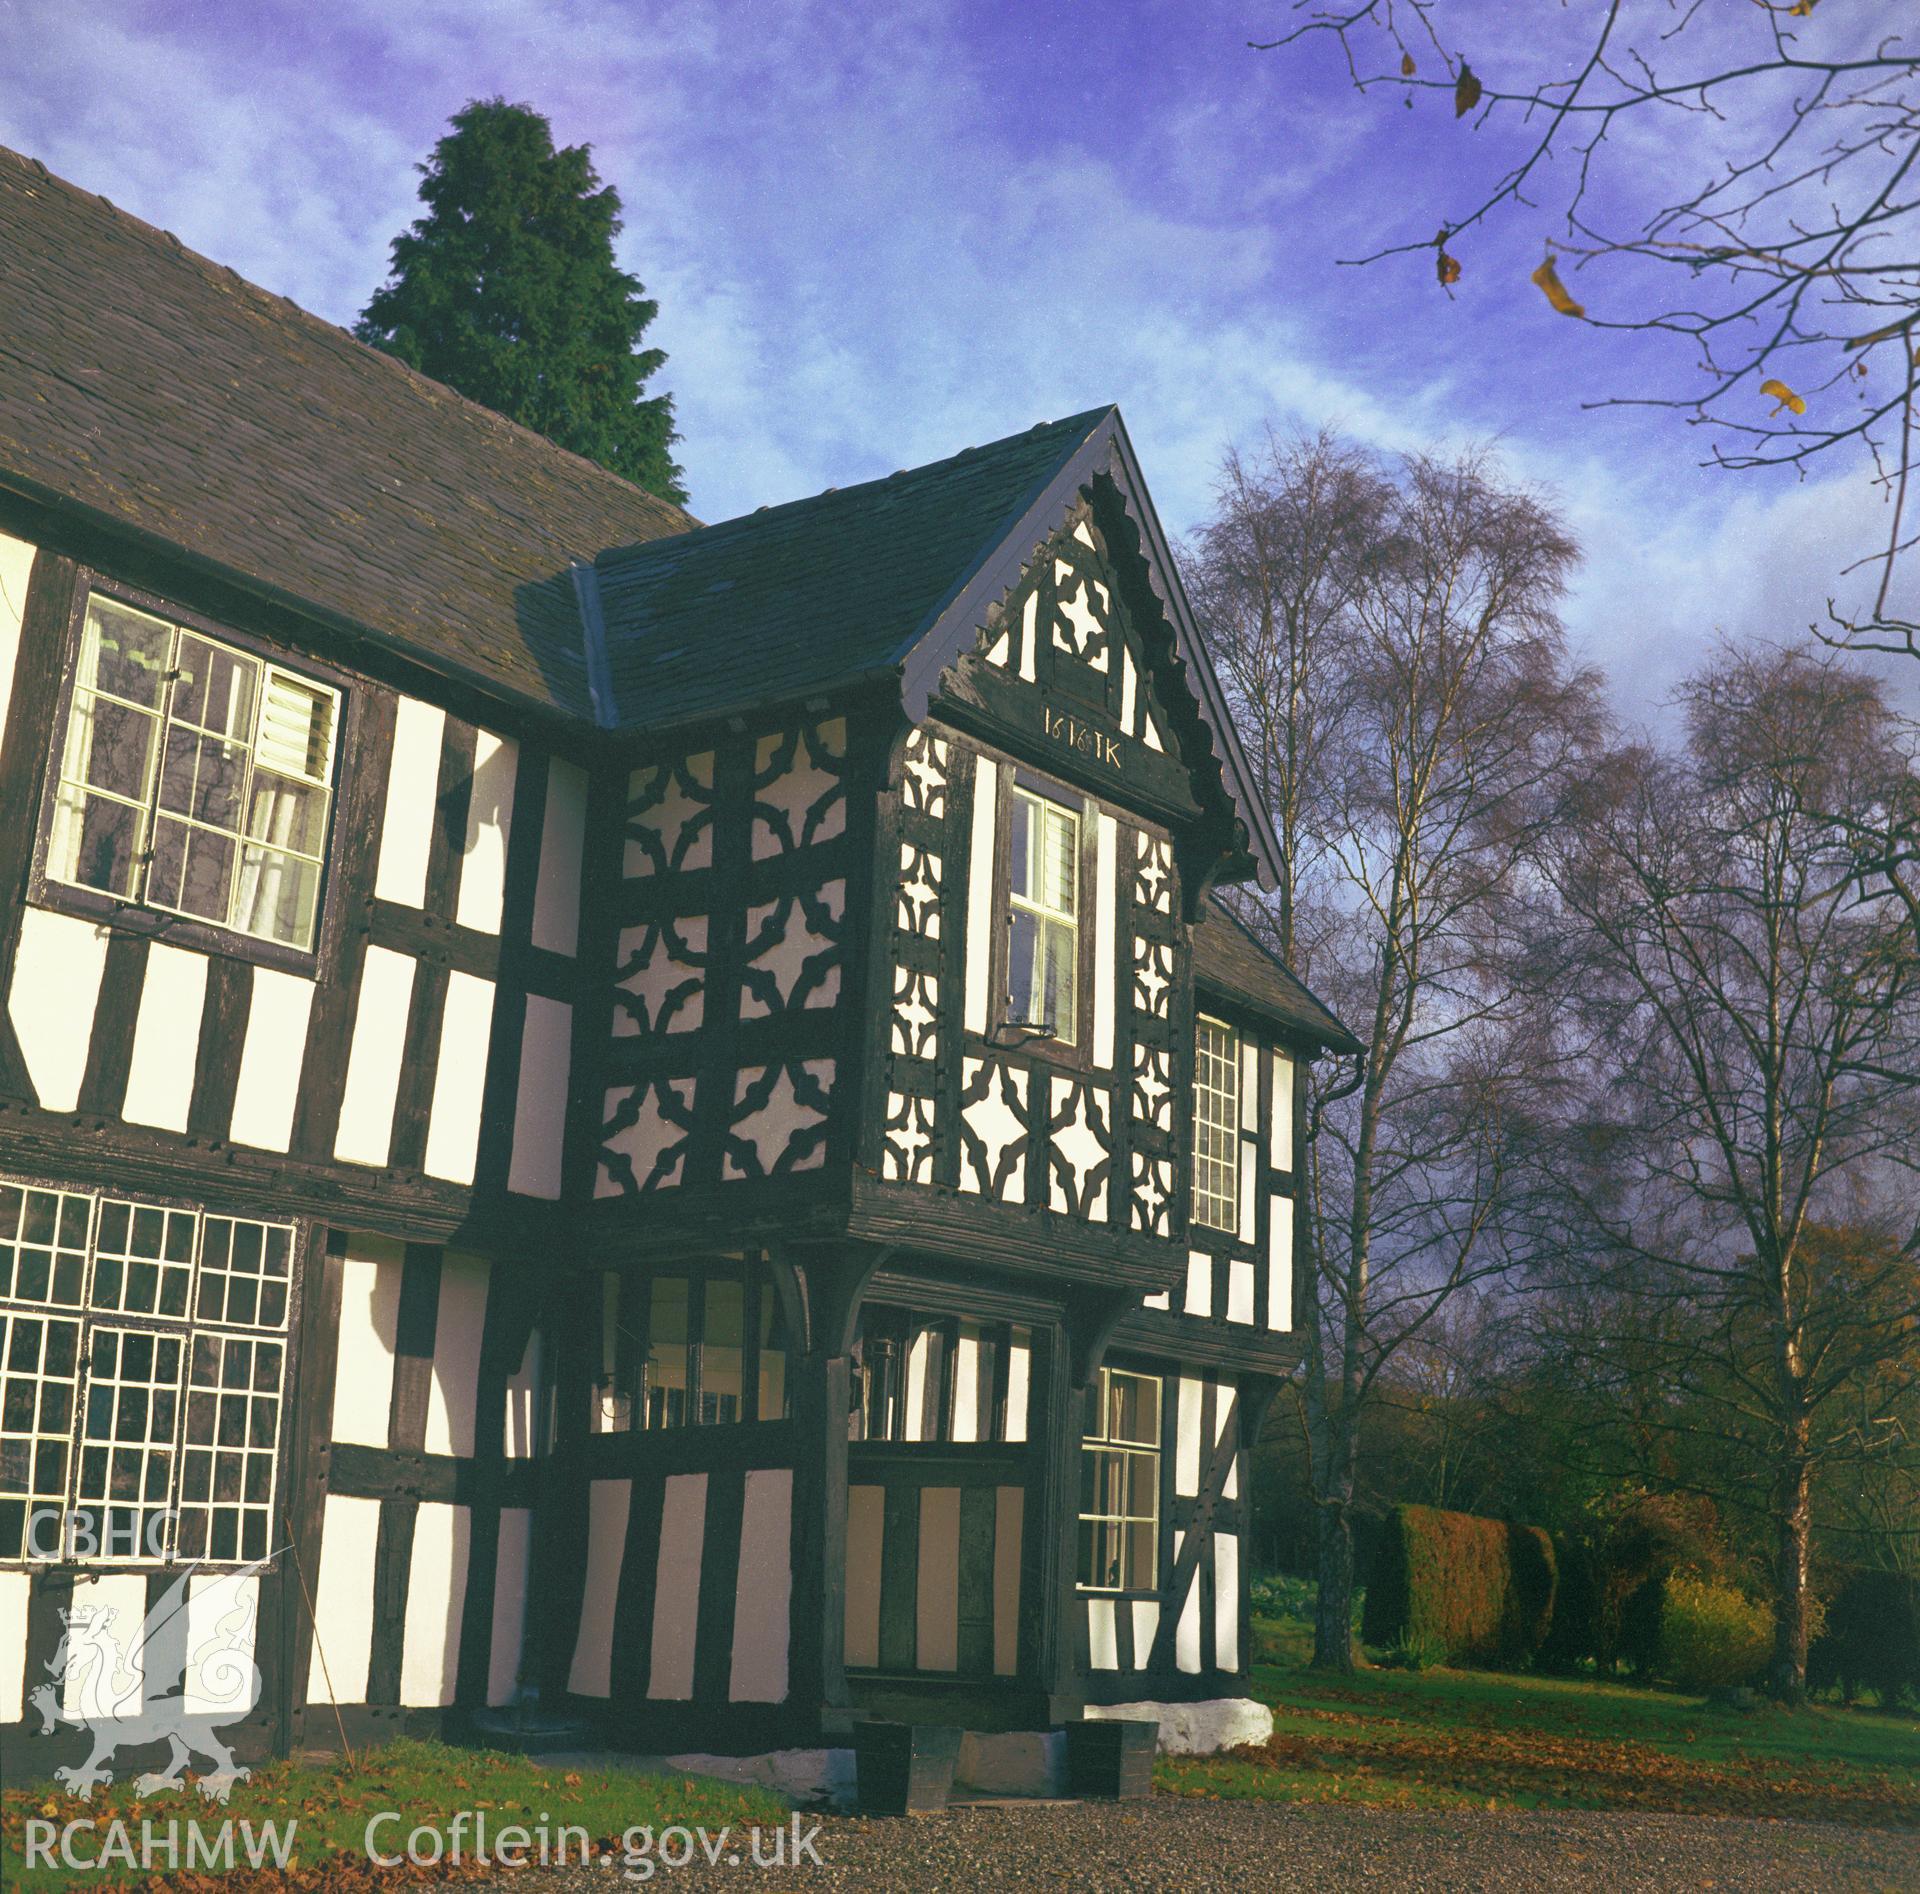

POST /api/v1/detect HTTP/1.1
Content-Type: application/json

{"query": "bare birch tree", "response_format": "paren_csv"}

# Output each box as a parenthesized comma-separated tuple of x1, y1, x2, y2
(1532, 642, 1920, 1697)
(1254, 4, 1920, 650)
(1194, 438, 1602, 1668)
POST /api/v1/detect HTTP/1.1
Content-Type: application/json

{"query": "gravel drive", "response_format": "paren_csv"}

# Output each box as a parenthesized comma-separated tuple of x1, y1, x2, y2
(512, 1799, 1920, 1892)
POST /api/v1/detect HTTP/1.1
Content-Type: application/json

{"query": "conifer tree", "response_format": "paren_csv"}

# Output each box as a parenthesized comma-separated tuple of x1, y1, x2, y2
(358, 99, 686, 502)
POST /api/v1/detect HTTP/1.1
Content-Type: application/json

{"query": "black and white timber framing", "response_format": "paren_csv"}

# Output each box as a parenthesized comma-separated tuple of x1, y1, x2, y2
(0, 146, 1358, 1779)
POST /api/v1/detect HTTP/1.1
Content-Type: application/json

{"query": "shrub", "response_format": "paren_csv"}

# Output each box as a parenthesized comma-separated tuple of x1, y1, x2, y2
(1362, 1504, 1557, 1667)
(1658, 1577, 1773, 1691)
(1809, 1569, 1920, 1707)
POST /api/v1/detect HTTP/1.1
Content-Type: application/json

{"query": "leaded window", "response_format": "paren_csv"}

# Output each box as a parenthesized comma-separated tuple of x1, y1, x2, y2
(0, 1180, 292, 1564)
(0, 1310, 80, 1561)
(47, 593, 340, 951)
(1078, 1367, 1161, 1592)
(589, 1261, 792, 1435)
(1007, 787, 1079, 1042)
(1192, 1016, 1241, 1232)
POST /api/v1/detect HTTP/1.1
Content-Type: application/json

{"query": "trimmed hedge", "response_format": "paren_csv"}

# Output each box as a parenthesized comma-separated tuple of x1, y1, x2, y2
(1362, 1504, 1557, 1667)
(1809, 1569, 1920, 1706)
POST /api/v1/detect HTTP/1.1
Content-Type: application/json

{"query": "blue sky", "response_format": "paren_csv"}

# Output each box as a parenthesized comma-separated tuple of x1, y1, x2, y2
(0, 0, 1896, 717)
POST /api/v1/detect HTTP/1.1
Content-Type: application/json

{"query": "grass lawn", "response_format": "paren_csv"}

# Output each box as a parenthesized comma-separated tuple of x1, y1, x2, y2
(0, 1737, 792, 1889)
(1159, 1616, 1920, 1825)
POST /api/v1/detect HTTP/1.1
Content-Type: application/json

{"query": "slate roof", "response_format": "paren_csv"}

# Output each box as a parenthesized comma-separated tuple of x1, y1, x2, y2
(591, 409, 1112, 728)
(0, 144, 691, 723)
(1193, 898, 1360, 1053)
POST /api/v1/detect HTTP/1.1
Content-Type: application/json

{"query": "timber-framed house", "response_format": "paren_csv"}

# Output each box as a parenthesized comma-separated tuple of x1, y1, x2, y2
(0, 147, 1356, 1784)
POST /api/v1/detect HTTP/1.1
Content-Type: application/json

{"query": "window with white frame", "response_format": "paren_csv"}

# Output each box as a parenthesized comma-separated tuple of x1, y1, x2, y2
(1007, 787, 1079, 1042)
(0, 1180, 291, 1565)
(47, 593, 341, 952)
(1077, 1366, 1160, 1591)
(1192, 1016, 1241, 1231)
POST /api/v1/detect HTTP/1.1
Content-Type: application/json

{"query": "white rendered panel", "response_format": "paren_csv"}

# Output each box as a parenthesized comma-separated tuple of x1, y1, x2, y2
(508, 995, 571, 1198)
(423, 971, 495, 1184)
(10, 907, 108, 1111)
(374, 697, 446, 908)
(1271, 1051, 1295, 1169)
(915, 1486, 961, 1672)
(1269, 1195, 1294, 1332)
(331, 1237, 403, 1447)
(1087, 1596, 1118, 1671)
(531, 759, 587, 956)
(1142, 1290, 1170, 1311)
(0, 530, 35, 754)
(569, 1478, 632, 1698)
(844, 1485, 885, 1670)
(1175, 1531, 1202, 1673)
(1131, 1599, 1160, 1671)
(66, 1574, 146, 1716)
(1092, 811, 1118, 1067)
(1183, 1251, 1212, 1319)
(993, 1485, 1023, 1677)
(120, 943, 208, 1130)
(1239, 1145, 1257, 1244)
(425, 1253, 490, 1458)
(400, 1502, 472, 1707)
(729, 1467, 793, 1702)
(489, 1507, 533, 1706)
(1227, 1258, 1256, 1325)
(1214, 1533, 1240, 1672)
(649, 1473, 707, 1699)
(963, 756, 998, 1035)
(306, 1494, 381, 1703)
(229, 966, 315, 1152)
(182, 1572, 260, 1719)
(1241, 1041, 1259, 1131)
(456, 729, 517, 935)
(1218, 1382, 1240, 1499)
(0, 1570, 29, 1722)
(1176, 1376, 1204, 1498)
(334, 946, 416, 1166)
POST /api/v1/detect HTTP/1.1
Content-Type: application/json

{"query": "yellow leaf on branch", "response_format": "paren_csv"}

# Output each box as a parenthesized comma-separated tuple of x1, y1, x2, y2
(1402, 51, 1417, 76)
(1455, 62, 1483, 117)
(1531, 255, 1585, 319)
(1760, 378, 1807, 416)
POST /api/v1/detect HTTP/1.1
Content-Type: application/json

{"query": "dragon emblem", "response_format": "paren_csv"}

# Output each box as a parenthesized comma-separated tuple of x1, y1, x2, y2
(29, 1557, 270, 1803)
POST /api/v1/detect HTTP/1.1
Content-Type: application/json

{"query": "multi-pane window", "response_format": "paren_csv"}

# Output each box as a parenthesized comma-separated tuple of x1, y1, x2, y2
(852, 1306, 1032, 1444)
(177, 1332, 284, 1562)
(48, 594, 340, 951)
(0, 1186, 91, 1306)
(0, 1181, 291, 1564)
(1192, 1016, 1241, 1232)
(590, 1262, 792, 1435)
(1078, 1367, 1161, 1592)
(0, 1310, 80, 1561)
(1007, 788, 1079, 1042)
(76, 1327, 183, 1561)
